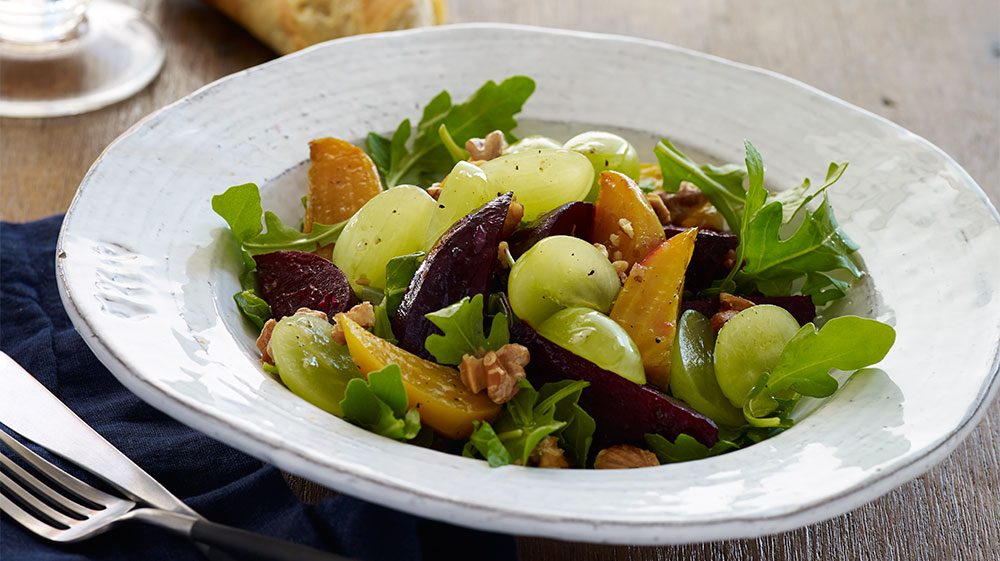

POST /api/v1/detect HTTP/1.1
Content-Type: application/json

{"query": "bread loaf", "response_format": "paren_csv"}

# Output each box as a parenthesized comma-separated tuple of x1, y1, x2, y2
(206, 0, 447, 55)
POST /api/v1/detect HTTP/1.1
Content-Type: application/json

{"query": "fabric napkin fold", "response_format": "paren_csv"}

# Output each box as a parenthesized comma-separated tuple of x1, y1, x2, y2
(0, 216, 518, 561)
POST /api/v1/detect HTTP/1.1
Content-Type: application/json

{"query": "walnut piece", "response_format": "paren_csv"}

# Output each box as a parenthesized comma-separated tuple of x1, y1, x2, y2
(465, 130, 507, 161)
(459, 343, 530, 404)
(293, 307, 329, 321)
(659, 182, 725, 230)
(529, 436, 570, 469)
(330, 302, 376, 344)
(593, 444, 659, 469)
(426, 183, 442, 199)
(612, 260, 630, 284)
(592, 243, 609, 259)
(256, 319, 277, 365)
(618, 218, 635, 239)
(502, 197, 524, 237)
(710, 292, 756, 332)
(646, 193, 672, 224)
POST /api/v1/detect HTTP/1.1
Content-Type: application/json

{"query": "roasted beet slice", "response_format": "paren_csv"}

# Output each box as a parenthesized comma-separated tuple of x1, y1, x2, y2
(511, 322, 719, 448)
(508, 202, 594, 258)
(665, 225, 738, 291)
(253, 250, 355, 320)
(681, 295, 817, 325)
(394, 193, 513, 357)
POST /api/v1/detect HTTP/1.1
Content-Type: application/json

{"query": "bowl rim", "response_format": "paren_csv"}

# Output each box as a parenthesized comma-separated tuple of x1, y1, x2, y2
(56, 23, 1000, 543)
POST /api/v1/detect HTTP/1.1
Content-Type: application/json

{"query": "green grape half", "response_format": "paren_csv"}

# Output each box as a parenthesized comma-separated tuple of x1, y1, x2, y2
(479, 149, 593, 221)
(270, 312, 362, 416)
(669, 310, 745, 426)
(563, 131, 641, 201)
(714, 305, 801, 408)
(537, 307, 646, 385)
(332, 185, 435, 295)
(505, 135, 563, 154)
(424, 161, 493, 250)
(508, 235, 620, 326)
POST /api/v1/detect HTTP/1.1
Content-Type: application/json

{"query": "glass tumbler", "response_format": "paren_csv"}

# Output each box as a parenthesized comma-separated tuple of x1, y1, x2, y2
(0, 0, 164, 118)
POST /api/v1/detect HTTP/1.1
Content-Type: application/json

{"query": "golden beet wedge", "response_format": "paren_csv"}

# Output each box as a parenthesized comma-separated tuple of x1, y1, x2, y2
(610, 228, 697, 389)
(305, 137, 382, 255)
(337, 314, 500, 439)
(592, 170, 665, 267)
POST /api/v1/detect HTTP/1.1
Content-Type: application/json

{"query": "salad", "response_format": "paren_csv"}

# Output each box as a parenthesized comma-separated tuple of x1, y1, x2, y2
(212, 76, 895, 469)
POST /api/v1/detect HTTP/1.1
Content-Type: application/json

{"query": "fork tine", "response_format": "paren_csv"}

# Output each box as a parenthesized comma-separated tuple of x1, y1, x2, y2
(0, 493, 65, 538)
(0, 471, 78, 528)
(0, 453, 95, 518)
(0, 429, 114, 505)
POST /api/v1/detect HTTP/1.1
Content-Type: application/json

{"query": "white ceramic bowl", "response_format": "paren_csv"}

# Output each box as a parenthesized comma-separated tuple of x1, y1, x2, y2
(57, 24, 1000, 544)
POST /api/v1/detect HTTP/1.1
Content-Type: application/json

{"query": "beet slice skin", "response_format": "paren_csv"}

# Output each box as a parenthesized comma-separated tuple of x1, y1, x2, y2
(394, 193, 513, 357)
(664, 225, 738, 291)
(253, 250, 355, 320)
(682, 295, 816, 326)
(511, 322, 719, 448)
(508, 202, 594, 258)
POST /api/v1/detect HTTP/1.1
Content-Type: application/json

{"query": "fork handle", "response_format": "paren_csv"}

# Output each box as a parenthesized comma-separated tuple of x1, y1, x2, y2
(190, 519, 352, 561)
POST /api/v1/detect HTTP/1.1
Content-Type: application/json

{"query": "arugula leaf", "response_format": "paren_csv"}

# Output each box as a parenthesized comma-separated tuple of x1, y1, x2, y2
(384, 252, 424, 316)
(339, 364, 422, 441)
(644, 433, 738, 464)
(367, 76, 536, 187)
(372, 301, 398, 345)
(438, 124, 469, 162)
(233, 289, 271, 329)
(463, 379, 593, 467)
(654, 139, 747, 231)
(424, 294, 510, 365)
(744, 316, 896, 425)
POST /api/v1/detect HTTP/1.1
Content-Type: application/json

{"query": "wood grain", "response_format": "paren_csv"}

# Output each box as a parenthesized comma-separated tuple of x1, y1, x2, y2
(2, 1, 997, 560)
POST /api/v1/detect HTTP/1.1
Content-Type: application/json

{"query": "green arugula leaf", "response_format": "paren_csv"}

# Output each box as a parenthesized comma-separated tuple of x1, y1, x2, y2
(242, 212, 346, 255)
(438, 124, 469, 162)
(744, 316, 896, 425)
(372, 301, 398, 345)
(654, 139, 747, 231)
(384, 252, 424, 316)
(464, 379, 593, 467)
(644, 433, 738, 463)
(233, 289, 271, 329)
(424, 294, 510, 365)
(339, 364, 422, 441)
(212, 182, 264, 242)
(368, 76, 536, 187)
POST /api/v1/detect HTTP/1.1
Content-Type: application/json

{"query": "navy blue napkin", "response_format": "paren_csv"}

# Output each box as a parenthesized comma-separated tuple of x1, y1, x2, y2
(0, 216, 519, 561)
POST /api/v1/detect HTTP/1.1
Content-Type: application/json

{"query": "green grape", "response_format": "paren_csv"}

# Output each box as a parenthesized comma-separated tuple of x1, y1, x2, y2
(714, 305, 801, 408)
(424, 161, 493, 250)
(332, 185, 435, 295)
(505, 135, 562, 154)
(270, 312, 362, 416)
(669, 310, 745, 426)
(508, 235, 620, 326)
(537, 307, 646, 385)
(479, 149, 593, 221)
(563, 131, 641, 201)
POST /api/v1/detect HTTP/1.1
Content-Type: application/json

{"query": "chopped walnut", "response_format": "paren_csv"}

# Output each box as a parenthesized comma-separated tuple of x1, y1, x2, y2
(502, 197, 524, 237)
(330, 302, 376, 344)
(612, 260, 630, 284)
(593, 243, 609, 259)
(529, 436, 570, 469)
(459, 343, 529, 404)
(426, 183, 442, 199)
(466, 130, 507, 161)
(660, 182, 725, 230)
(618, 218, 635, 239)
(710, 292, 756, 332)
(611, 249, 623, 262)
(256, 319, 277, 365)
(608, 233, 620, 248)
(594, 444, 659, 469)
(293, 307, 329, 321)
(646, 193, 672, 224)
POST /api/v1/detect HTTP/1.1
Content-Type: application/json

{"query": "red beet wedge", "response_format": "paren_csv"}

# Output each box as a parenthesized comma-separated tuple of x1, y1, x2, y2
(508, 201, 594, 258)
(664, 225, 739, 292)
(682, 295, 817, 326)
(511, 322, 719, 448)
(253, 250, 355, 320)
(394, 193, 513, 357)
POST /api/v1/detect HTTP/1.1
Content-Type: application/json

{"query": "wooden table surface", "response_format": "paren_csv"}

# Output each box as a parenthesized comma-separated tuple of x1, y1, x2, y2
(2, 1, 997, 559)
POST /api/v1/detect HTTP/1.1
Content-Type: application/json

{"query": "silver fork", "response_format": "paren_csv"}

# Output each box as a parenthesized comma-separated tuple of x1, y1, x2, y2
(0, 429, 351, 561)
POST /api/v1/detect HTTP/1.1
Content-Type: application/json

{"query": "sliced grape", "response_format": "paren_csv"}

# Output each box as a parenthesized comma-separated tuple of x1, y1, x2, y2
(507, 235, 620, 326)
(332, 185, 435, 295)
(563, 131, 640, 201)
(270, 312, 362, 416)
(424, 161, 493, 250)
(479, 149, 593, 220)
(505, 135, 562, 154)
(669, 310, 745, 426)
(537, 307, 645, 385)
(714, 305, 801, 407)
